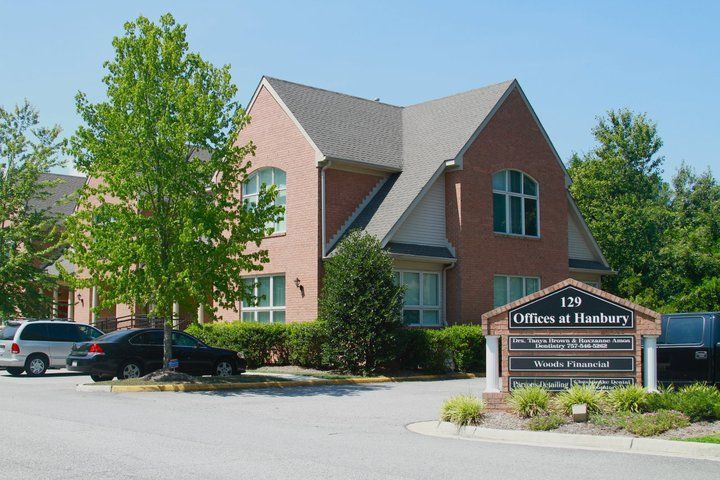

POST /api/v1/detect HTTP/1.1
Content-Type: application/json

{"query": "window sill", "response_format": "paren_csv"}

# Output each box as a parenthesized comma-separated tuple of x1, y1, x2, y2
(492, 232, 541, 240)
(264, 232, 287, 239)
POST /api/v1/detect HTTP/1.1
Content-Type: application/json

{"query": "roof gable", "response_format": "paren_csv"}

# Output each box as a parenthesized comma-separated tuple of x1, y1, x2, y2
(28, 173, 86, 218)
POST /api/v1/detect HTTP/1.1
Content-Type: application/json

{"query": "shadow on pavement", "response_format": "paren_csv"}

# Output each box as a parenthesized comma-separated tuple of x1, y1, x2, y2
(191, 382, 390, 398)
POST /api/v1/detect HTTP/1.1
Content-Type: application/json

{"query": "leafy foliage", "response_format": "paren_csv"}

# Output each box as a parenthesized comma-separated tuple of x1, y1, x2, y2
(397, 326, 485, 373)
(507, 385, 551, 418)
(528, 414, 565, 431)
(569, 109, 720, 311)
(553, 383, 606, 415)
(623, 410, 690, 437)
(674, 384, 720, 421)
(320, 231, 404, 375)
(0, 102, 66, 318)
(607, 385, 649, 413)
(63, 14, 281, 364)
(440, 394, 486, 426)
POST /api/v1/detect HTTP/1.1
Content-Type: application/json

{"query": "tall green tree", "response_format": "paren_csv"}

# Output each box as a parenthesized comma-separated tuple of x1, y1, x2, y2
(320, 231, 404, 375)
(651, 164, 720, 311)
(568, 109, 670, 300)
(0, 102, 65, 319)
(64, 14, 281, 367)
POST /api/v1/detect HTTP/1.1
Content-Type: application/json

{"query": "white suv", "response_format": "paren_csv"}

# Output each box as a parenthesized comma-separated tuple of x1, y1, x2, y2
(0, 320, 104, 376)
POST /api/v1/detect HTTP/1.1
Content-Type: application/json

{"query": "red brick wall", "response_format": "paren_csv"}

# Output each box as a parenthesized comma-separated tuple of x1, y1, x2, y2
(215, 85, 320, 323)
(325, 168, 385, 243)
(445, 89, 569, 324)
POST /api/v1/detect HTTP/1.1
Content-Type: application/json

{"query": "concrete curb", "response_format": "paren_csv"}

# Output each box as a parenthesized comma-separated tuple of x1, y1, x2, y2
(407, 421, 720, 462)
(76, 372, 481, 393)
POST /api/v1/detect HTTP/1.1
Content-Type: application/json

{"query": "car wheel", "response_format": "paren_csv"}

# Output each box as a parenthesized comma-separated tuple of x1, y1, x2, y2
(118, 361, 143, 380)
(25, 354, 48, 377)
(213, 360, 236, 377)
(90, 374, 111, 382)
(6, 367, 24, 376)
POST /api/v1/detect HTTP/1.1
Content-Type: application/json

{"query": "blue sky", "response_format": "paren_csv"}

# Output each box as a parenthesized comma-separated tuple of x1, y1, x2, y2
(1, 0, 718, 180)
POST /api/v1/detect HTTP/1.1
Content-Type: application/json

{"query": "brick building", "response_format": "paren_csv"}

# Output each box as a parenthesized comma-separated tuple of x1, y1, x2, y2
(62, 76, 612, 327)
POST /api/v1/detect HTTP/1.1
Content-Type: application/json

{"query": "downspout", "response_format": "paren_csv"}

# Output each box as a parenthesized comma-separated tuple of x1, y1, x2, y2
(442, 261, 456, 326)
(320, 159, 332, 257)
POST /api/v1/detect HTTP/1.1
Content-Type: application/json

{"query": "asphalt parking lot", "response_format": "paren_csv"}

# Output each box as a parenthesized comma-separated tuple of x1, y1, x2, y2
(1, 370, 717, 479)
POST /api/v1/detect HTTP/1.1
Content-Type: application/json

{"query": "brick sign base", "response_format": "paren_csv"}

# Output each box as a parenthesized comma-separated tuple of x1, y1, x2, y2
(480, 279, 661, 411)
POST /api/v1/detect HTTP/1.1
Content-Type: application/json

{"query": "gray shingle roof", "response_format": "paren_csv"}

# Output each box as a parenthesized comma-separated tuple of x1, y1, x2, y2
(386, 242, 455, 260)
(265, 77, 403, 170)
(269, 77, 516, 251)
(569, 259, 613, 272)
(28, 173, 86, 218)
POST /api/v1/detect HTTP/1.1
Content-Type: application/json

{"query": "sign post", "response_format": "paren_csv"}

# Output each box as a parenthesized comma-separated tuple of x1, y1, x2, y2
(480, 279, 661, 411)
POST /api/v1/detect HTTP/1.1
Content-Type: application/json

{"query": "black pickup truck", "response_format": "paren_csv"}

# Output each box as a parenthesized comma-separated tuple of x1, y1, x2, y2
(657, 312, 720, 386)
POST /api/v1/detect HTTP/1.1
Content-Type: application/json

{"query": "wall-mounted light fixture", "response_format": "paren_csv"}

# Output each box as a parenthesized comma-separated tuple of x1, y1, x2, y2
(294, 277, 305, 298)
(77, 293, 84, 306)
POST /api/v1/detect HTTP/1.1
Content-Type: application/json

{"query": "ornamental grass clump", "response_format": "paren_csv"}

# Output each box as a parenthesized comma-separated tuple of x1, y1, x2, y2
(553, 384, 606, 415)
(440, 394, 486, 427)
(507, 385, 551, 418)
(607, 385, 649, 413)
(624, 410, 690, 436)
(528, 414, 565, 431)
(674, 383, 720, 421)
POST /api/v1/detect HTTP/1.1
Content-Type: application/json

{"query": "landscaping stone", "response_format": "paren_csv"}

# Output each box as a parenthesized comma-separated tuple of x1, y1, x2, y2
(572, 404, 588, 422)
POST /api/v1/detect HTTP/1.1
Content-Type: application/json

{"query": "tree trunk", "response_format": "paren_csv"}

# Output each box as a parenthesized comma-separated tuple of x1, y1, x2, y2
(163, 309, 173, 368)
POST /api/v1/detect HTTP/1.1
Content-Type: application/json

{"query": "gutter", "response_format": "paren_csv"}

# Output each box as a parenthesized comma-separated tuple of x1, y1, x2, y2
(320, 158, 331, 257)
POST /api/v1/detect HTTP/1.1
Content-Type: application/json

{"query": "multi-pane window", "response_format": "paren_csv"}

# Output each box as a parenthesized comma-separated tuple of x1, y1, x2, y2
(394, 271, 441, 326)
(492, 170, 538, 237)
(243, 167, 286, 234)
(242, 275, 286, 323)
(493, 275, 540, 308)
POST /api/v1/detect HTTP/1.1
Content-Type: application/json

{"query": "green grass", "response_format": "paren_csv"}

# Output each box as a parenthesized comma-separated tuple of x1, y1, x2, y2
(680, 433, 720, 444)
(252, 366, 354, 379)
(98, 374, 290, 386)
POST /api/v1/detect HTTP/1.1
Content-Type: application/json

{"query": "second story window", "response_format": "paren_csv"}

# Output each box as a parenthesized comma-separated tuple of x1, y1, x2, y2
(492, 170, 538, 237)
(243, 167, 286, 234)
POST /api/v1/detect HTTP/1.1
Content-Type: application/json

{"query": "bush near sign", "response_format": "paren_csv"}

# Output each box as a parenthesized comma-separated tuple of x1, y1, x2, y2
(508, 286, 634, 329)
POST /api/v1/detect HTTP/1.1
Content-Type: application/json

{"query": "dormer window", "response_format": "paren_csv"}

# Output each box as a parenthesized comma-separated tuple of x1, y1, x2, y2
(492, 170, 538, 237)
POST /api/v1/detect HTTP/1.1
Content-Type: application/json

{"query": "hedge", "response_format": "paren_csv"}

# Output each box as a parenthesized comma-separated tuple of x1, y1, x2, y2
(186, 321, 484, 373)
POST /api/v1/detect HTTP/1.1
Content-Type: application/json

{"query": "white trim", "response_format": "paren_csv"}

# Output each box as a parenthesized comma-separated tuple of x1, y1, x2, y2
(381, 164, 447, 247)
(241, 274, 286, 323)
(326, 175, 389, 254)
(492, 170, 539, 237)
(246, 78, 325, 163)
(454, 81, 517, 169)
(394, 270, 442, 326)
(493, 275, 541, 309)
(567, 192, 611, 269)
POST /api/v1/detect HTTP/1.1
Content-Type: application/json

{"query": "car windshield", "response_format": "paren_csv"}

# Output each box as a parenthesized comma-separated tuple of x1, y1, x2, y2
(0, 325, 20, 340)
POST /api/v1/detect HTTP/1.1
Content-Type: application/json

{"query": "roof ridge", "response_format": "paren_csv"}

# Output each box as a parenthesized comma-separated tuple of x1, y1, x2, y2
(405, 79, 515, 109)
(264, 76, 403, 109)
(41, 172, 87, 180)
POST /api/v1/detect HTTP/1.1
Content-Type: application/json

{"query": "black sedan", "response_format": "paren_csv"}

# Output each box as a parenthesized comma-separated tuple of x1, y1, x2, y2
(66, 328, 246, 382)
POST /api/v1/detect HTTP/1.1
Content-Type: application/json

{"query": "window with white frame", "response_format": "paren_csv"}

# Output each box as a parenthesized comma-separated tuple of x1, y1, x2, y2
(242, 167, 286, 234)
(241, 275, 286, 323)
(492, 170, 538, 237)
(394, 271, 441, 326)
(493, 275, 540, 308)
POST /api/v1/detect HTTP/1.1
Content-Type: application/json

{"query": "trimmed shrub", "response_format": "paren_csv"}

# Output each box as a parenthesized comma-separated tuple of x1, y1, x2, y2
(320, 231, 404, 375)
(645, 387, 677, 412)
(553, 384, 606, 415)
(607, 385, 649, 413)
(675, 384, 720, 421)
(185, 322, 289, 368)
(528, 414, 565, 431)
(396, 326, 485, 373)
(507, 385, 551, 418)
(440, 394, 486, 426)
(286, 321, 329, 369)
(624, 410, 690, 436)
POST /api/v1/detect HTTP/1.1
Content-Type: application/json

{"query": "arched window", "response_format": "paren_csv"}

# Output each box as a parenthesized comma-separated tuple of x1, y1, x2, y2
(492, 170, 538, 237)
(243, 167, 286, 234)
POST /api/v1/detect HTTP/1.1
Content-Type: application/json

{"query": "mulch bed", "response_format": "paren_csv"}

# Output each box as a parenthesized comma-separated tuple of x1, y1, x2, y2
(479, 412, 720, 440)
